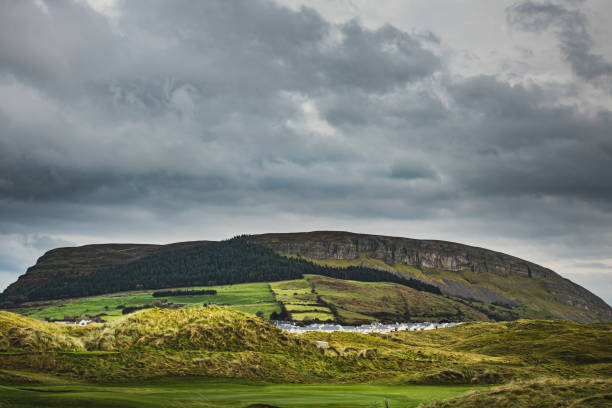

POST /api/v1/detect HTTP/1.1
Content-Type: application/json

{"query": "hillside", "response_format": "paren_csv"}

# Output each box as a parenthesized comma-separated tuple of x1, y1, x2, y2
(1, 231, 611, 323)
(2, 240, 211, 300)
(10, 276, 490, 325)
(1, 308, 611, 383)
(1, 307, 611, 406)
(250, 231, 612, 322)
(0, 239, 439, 306)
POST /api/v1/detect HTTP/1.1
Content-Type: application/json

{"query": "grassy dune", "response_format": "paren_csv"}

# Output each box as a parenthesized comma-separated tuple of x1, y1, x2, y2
(1, 307, 611, 406)
(385, 319, 612, 378)
(2, 308, 611, 386)
(422, 378, 612, 408)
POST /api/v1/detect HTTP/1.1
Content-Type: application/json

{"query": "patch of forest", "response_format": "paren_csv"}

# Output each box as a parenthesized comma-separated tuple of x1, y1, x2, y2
(3, 238, 441, 303)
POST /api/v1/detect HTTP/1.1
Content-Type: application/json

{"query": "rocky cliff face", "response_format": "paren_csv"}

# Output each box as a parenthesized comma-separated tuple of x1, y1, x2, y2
(251, 231, 549, 279)
(250, 231, 612, 322)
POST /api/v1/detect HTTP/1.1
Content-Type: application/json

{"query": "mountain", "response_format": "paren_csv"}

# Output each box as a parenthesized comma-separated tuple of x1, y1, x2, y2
(250, 231, 612, 322)
(1, 240, 211, 298)
(1, 231, 611, 323)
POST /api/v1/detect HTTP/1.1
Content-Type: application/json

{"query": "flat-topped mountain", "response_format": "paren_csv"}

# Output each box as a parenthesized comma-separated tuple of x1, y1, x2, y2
(250, 231, 612, 322)
(1, 231, 610, 323)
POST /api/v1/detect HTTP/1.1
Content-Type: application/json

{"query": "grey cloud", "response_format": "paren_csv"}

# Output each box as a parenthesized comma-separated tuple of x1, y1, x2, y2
(390, 162, 437, 180)
(0, 0, 119, 96)
(574, 262, 612, 269)
(446, 75, 612, 204)
(0, 0, 611, 304)
(507, 1, 612, 86)
(114, 0, 441, 99)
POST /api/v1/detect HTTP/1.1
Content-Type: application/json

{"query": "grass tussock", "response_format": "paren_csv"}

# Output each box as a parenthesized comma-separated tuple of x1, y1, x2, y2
(88, 306, 303, 351)
(0, 311, 92, 352)
(421, 378, 612, 408)
(1, 308, 611, 384)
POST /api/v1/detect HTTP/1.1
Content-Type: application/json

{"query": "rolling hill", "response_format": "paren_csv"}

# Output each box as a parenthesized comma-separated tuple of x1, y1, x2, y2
(1, 307, 610, 406)
(1, 231, 611, 323)
(1, 307, 611, 382)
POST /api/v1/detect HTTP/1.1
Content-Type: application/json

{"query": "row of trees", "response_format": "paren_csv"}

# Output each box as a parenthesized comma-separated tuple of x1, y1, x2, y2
(152, 289, 217, 297)
(8, 238, 440, 302)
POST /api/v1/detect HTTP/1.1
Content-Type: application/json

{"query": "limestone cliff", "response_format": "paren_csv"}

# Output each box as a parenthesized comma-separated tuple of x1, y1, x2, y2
(250, 231, 612, 322)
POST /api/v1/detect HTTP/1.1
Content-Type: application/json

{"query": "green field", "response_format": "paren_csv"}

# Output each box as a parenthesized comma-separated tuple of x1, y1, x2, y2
(13, 273, 606, 327)
(270, 279, 334, 321)
(0, 375, 483, 408)
(305, 275, 489, 324)
(17, 282, 280, 321)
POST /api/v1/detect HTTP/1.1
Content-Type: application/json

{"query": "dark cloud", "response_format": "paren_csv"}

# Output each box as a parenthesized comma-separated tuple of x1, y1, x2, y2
(446, 75, 612, 203)
(390, 162, 438, 180)
(0, 0, 611, 304)
(507, 1, 612, 87)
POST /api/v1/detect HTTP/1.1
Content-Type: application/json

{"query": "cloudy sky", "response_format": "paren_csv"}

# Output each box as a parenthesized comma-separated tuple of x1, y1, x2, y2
(1, 0, 612, 304)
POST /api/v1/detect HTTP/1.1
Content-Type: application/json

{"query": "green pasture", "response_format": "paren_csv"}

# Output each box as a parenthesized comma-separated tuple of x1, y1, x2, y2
(17, 282, 280, 321)
(0, 375, 483, 408)
(270, 279, 334, 320)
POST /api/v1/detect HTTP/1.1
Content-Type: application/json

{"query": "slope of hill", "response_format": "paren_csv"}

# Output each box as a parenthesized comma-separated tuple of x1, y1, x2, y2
(0, 238, 439, 306)
(250, 231, 612, 322)
(1, 231, 611, 323)
(304, 274, 491, 323)
(2, 240, 211, 301)
(1, 308, 611, 383)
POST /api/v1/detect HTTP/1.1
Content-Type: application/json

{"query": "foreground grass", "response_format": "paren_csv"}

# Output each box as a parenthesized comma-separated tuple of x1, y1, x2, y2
(0, 375, 483, 408)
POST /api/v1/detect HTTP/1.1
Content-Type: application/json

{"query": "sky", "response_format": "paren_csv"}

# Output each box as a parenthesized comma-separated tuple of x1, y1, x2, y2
(1, 0, 612, 305)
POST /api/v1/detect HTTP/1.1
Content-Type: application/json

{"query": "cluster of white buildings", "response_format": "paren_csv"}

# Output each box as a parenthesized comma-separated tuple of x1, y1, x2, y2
(54, 319, 91, 326)
(274, 321, 462, 334)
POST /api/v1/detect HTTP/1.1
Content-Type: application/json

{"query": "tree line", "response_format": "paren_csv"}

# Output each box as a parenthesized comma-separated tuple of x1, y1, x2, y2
(1, 238, 440, 304)
(152, 289, 217, 297)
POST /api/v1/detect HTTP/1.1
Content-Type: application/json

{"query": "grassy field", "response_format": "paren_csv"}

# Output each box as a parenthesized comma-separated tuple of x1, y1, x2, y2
(6, 272, 580, 325)
(306, 275, 489, 324)
(270, 279, 334, 322)
(15, 282, 280, 321)
(268, 275, 492, 324)
(0, 375, 484, 408)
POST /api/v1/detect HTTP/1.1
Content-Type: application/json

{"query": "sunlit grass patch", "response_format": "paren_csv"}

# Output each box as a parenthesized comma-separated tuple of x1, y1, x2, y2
(17, 282, 280, 320)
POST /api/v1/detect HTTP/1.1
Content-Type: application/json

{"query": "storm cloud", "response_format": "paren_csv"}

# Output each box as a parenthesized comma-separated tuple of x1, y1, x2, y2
(1, 0, 611, 304)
